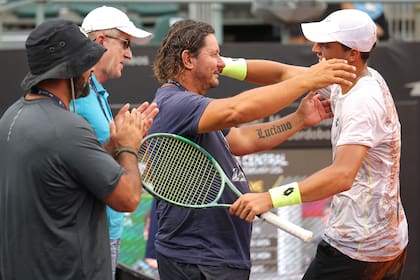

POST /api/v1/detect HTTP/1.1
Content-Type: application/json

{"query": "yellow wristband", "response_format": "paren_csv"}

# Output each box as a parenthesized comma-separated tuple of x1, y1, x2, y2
(220, 57, 247, 80)
(268, 182, 302, 208)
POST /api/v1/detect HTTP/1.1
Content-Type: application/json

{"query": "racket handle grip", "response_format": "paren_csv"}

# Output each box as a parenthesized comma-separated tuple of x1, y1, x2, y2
(260, 211, 313, 242)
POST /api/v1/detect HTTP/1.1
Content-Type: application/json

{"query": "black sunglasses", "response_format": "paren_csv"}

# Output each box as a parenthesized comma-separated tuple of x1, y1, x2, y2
(104, 35, 131, 49)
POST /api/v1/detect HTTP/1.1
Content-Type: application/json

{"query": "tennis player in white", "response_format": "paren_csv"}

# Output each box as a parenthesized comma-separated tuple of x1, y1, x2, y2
(230, 9, 408, 280)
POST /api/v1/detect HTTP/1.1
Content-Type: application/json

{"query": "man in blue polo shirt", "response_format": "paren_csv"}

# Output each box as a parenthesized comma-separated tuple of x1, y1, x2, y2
(72, 6, 155, 279)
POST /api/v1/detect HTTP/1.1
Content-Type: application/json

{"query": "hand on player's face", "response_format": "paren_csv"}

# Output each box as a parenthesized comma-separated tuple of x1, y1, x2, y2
(229, 192, 273, 223)
(306, 58, 356, 90)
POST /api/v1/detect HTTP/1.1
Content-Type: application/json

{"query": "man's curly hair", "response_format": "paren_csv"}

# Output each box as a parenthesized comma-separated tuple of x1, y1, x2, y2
(153, 19, 215, 84)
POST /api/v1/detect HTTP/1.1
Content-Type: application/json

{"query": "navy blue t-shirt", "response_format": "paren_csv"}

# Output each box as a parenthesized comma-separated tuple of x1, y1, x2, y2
(149, 84, 252, 269)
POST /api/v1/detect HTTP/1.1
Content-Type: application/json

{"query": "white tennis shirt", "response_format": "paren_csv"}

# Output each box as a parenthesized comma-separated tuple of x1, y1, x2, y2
(323, 67, 409, 262)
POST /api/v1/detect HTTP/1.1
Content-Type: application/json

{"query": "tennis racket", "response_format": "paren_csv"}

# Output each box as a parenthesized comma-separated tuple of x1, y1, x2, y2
(138, 133, 313, 242)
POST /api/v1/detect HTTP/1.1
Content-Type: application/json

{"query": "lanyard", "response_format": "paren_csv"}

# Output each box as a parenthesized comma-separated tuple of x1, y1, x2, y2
(90, 80, 112, 123)
(167, 79, 187, 91)
(30, 87, 66, 109)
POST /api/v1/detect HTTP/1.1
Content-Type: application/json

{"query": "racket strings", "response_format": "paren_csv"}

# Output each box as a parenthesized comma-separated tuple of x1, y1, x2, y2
(139, 136, 222, 206)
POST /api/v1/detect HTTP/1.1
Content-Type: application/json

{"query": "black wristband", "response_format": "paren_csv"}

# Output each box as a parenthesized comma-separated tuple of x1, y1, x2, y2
(114, 146, 138, 159)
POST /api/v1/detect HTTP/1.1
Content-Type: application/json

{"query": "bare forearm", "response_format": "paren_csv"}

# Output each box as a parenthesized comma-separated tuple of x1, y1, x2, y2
(229, 145, 365, 222)
(201, 77, 310, 133)
(105, 152, 142, 212)
(245, 60, 307, 85)
(229, 112, 304, 155)
(229, 164, 353, 222)
(200, 59, 355, 133)
(234, 77, 309, 118)
(299, 166, 353, 202)
(300, 145, 367, 201)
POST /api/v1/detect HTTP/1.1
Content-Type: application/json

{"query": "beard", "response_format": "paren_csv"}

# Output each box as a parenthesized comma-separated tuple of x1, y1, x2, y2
(71, 75, 91, 99)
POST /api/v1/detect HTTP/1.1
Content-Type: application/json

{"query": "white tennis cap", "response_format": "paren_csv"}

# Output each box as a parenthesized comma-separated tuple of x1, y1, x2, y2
(301, 9, 377, 52)
(81, 6, 152, 45)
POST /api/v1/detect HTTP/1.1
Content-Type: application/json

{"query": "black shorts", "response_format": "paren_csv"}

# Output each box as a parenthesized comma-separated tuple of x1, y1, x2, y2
(302, 240, 407, 280)
(156, 252, 250, 280)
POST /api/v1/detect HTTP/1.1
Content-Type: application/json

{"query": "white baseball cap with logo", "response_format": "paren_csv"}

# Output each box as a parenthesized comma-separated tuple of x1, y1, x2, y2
(81, 6, 153, 45)
(301, 9, 377, 52)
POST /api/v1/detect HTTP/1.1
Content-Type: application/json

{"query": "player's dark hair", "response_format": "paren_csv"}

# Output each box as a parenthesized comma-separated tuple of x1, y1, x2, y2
(340, 42, 376, 62)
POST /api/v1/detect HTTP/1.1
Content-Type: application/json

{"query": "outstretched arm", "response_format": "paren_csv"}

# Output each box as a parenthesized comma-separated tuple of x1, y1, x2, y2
(246, 60, 311, 85)
(229, 144, 368, 222)
(221, 57, 308, 85)
(227, 92, 332, 155)
(221, 57, 350, 87)
(199, 58, 355, 133)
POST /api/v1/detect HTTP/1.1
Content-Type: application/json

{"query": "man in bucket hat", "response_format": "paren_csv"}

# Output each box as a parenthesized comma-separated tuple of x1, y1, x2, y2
(73, 6, 154, 278)
(0, 19, 157, 280)
(230, 9, 408, 280)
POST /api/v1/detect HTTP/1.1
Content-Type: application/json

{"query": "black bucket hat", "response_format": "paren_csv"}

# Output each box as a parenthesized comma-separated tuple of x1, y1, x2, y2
(21, 19, 106, 91)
